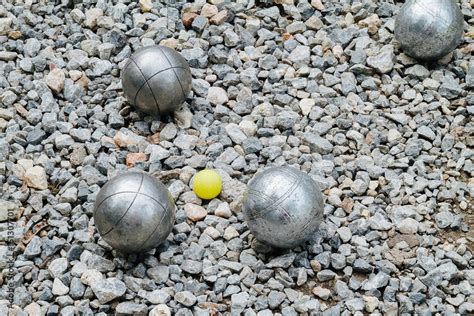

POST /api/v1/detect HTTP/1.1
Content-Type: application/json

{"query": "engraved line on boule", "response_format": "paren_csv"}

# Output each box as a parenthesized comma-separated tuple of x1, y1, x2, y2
(159, 46, 186, 100)
(93, 173, 141, 207)
(246, 190, 275, 220)
(132, 66, 188, 100)
(94, 190, 169, 212)
(122, 60, 133, 75)
(121, 61, 138, 101)
(277, 206, 293, 224)
(129, 57, 150, 107)
(395, 0, 463, 61)
(100, 174, 145, 237)
(130, 59, 161, 116)
(254, 172, 303, 214)
(243, 167, 324, 248)
(278, 166, 300, 180)
(415, 1, 452, 28)
(299, 217, 316, 234)
(131, 66, 188, 109)
(136, 200, 171, 252)
(246, 190, 293, 223)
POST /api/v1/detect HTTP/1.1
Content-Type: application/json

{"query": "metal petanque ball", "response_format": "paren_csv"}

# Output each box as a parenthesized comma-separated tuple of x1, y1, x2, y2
(121, 45, 192, 116)
(93, 172, 175, 253)
(394, 0, 464, 61)
(242, 166, 324, 249)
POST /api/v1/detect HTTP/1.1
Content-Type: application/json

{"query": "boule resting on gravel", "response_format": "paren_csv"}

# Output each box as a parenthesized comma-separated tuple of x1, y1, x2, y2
(0, 0, 472, 315)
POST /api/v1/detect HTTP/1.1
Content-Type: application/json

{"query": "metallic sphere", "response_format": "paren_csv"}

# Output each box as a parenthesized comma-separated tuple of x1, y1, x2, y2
(93, 172, 175, 253)
(394, 0, 464, 61)
(121, 45, 192, 116)
(242, 166, 324, 249)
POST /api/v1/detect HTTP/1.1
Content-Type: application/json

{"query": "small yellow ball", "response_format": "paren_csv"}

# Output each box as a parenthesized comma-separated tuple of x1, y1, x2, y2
(193, 169, 222, 200)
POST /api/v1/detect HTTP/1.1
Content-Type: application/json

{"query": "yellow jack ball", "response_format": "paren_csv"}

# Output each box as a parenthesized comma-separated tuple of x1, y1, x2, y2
(193, 169, 222, 200)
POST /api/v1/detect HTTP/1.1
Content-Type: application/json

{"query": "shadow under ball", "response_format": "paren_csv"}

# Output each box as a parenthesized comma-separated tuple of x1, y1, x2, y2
(121, 45, 192, 116)
(93, 172, 175, 253)
(242, 166, 325, 249)
(394, 0, 464, 61)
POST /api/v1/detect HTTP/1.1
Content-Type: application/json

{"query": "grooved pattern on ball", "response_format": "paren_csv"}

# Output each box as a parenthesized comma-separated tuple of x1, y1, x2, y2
(94, 172, 143, 211)
(101, 196, 166, 251)
(246, 168, 299, 219)
(95, 174, 144, 236)
(132, 66, 186, 107)
(121, 45, 192, 116)
(394, 0, 464, 61)
(242, 167, 324, 248)
(130, 59, 160, 117)
(93, 172, 176, 253)
(159, 46, 186, 98)
(134, 80, 160, 117)
(121, 62, 145, 105)
(132, 47, 170, 79)
(147, 68, 184, 114)
(137, 201, 175, 252)
(246, 190, 293, 224)
(94, 192, 137, 236)
(248, 173, 301, 220)
(159, 46, 190, 69)
(172, 67, 193, 99)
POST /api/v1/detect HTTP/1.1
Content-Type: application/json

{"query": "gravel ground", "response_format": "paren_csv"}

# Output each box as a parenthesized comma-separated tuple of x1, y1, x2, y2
(0, 0, 473, 315)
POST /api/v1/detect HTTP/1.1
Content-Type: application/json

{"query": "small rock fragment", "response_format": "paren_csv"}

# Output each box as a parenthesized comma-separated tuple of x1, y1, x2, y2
(24, 166, 48, 190)
(184, 204, 207, 221)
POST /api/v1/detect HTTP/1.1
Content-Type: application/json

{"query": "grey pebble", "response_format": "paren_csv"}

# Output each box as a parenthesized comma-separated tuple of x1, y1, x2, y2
(1, 1, 472, 315)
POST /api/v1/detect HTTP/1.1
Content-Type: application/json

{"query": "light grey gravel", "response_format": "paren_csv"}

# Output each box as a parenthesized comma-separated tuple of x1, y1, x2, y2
(90, 278, 126, 304)
(174, 291, 197, 307)
(0, 0, 471, 315)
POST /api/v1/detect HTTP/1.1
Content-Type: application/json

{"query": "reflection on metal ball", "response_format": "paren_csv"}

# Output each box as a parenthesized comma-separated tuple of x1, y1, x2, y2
(394, 0, 464, 61)
(93, 172, 175, 253)
(242, 166, 325, 249)
(121, 45, 192, 116)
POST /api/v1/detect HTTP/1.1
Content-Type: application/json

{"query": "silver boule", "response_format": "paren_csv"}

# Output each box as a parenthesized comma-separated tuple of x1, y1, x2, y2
(242, 166, 324, 249)
(93, 172, 175, 253)
(394, 0, 464, 61)
(121, 45, 192, 116)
